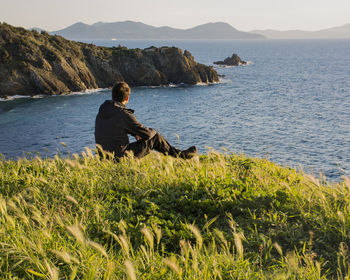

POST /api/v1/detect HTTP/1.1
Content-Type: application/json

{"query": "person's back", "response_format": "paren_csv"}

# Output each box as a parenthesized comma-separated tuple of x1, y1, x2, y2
(95, 82, 197, 159)
(95, 100, 130, 157)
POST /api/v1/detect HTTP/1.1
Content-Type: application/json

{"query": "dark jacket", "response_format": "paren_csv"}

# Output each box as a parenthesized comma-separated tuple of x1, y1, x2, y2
(95, 100, 156, 157)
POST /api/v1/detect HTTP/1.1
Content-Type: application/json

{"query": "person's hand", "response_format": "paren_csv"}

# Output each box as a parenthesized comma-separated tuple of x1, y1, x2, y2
(135, 135, 142, 141)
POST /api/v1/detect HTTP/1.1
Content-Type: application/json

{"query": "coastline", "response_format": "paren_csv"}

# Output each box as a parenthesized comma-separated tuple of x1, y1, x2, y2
(0, 80, 221, 102)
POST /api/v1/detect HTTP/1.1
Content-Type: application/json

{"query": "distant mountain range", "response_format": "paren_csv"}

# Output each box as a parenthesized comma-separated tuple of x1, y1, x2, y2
(50, 21, 264, 40)
(48, 21, 350, 40)
(252, 23, 350, 39)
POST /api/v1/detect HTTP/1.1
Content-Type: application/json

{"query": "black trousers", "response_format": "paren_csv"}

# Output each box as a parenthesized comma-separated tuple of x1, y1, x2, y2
(125, 132, 180, 159)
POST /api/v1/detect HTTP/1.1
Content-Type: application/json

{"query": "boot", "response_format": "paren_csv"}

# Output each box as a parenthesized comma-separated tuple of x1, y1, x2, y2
(179, 146, 197, 159)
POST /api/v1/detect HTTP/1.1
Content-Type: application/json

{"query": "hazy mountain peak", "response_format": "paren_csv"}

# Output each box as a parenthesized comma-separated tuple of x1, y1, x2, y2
(92, 21, 105, 26)
(189, 22, 238, 31)
(71, 22, 89, 27)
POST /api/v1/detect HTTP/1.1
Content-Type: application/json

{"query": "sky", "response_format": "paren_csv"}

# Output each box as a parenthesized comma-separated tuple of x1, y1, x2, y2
(0, 0, 349, 32)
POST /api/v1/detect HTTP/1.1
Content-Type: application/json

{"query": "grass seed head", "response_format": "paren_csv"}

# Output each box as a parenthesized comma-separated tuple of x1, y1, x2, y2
(234, 232, 245, 258)
(141, 227, 154, 249)
(188, 224, 203, 250)
(44, 260, 59, 280)
(214, 229, 228, 250)
(118, 235, 130, 258)
(66, 195, 78, 205)
(285, 251, 300, 273)
(124, 260, 136, 280)
(274, 242, 283, 256)
(66, 225, 86, 246)
(164, 257, 182, 277)
(88, 240, 108, 258)
(0, 198, 7, 216)
(51, 249, 78, 264)
(152, 224, 162, 245)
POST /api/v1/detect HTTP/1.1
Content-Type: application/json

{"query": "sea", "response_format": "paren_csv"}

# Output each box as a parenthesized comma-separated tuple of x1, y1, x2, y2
(0, 39, 349, 181)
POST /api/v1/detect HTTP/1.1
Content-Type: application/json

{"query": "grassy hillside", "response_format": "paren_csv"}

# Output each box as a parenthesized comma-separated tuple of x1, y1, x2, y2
(0, 150, 349, 279)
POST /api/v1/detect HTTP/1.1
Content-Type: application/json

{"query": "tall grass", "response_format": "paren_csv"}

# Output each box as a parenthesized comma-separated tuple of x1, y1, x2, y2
(0, 149, 349, 279)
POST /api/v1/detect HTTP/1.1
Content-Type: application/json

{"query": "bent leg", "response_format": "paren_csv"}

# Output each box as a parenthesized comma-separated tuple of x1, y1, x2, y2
(125, 132, 180, 159)
(149, 133, 197, 158)
(125, 140, 151, 159)
(148, 133, 180, 156)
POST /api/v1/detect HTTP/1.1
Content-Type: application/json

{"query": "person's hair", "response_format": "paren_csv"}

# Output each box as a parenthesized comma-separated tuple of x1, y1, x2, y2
(112, 82, 131, 102)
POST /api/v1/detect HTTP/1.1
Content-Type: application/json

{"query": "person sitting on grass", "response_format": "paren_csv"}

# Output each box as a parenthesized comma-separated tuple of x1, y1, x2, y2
(95, 82, 197, 160)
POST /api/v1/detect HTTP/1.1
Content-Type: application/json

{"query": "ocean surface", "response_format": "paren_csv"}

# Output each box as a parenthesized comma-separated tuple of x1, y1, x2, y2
(1, 39, 349, 180)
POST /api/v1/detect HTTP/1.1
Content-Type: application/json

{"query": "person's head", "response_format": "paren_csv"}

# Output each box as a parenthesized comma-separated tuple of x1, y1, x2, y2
(112, 82, 131, 104)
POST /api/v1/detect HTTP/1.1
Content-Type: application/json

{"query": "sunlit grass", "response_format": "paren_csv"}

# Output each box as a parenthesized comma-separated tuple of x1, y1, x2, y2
(0, 149, 349, 279)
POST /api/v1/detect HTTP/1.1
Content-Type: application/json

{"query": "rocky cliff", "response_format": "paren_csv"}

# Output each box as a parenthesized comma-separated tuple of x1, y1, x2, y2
(0, 23, 218, 97)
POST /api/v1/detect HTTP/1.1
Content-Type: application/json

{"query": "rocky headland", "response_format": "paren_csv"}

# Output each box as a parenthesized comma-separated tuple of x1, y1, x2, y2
(0, 23, 218, 97)
(214, 53, 247, 66)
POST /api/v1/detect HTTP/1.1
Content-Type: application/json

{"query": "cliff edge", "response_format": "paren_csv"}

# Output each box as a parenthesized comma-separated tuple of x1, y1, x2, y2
(0, 23, 218, 96)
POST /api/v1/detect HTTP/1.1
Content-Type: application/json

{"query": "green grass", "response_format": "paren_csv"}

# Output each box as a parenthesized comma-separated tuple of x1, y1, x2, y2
(0, 149, 349, 279)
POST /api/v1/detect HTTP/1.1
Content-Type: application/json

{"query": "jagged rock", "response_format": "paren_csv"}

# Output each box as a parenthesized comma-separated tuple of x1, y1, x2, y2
(214, 53, 247, 66)
(0, 23, 219, 96)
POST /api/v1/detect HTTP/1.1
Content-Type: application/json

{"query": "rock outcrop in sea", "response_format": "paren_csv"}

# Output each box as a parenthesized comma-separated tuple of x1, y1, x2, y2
(214, 53, 247, 66)
(0, 23, 218, 97)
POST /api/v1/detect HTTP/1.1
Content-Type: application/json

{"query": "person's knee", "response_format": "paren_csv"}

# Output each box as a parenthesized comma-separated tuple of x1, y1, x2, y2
(150, 132, 166, 145)
(153, 132, 162, 141)
(126, 140, 150, 158)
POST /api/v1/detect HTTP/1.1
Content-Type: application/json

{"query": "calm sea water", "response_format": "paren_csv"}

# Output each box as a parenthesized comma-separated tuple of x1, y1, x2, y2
(1, 39, 350, 180)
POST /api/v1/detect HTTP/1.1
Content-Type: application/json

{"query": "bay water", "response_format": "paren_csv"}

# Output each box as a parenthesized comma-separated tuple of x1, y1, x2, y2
(0, 39, 349, 180)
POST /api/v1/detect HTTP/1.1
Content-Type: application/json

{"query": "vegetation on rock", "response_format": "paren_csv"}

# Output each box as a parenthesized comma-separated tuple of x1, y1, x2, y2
(0, 149, 349, 279)
(0, 22, 218, 97)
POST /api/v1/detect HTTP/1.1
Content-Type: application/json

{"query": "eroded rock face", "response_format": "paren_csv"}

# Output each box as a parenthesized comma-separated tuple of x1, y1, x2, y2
(0, 23, 218, 96)
(213, 53, 247, 66)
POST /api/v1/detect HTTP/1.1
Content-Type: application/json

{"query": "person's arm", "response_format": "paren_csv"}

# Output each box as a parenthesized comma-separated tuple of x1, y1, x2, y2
(122, 112, 156, 140)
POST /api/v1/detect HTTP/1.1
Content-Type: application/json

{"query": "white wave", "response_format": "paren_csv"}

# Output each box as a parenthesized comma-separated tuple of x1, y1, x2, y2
(195, 81, 218, 86)
(218, 77, 232, 84)
(213, 64, 230, 69)
(0, 82, 220, 101)
(214, 65, 237, 69)
(167, 82, 218, 88)
(213, 61, 253, 68)
(64, 88, 109, 96)
(0, 95, 32, 102)
(0, 88, 110, 102)
(195, 82, 208, 86)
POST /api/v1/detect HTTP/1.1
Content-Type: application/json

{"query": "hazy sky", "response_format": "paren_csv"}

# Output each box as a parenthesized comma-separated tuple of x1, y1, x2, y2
(1, 0, 349, 31)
